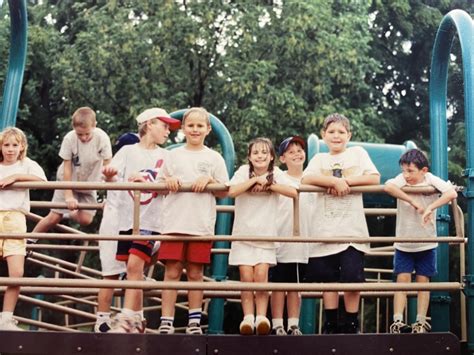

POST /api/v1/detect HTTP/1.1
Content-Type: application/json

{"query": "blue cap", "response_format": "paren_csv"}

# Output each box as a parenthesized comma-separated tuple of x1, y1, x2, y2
(278, 136, 306, 156)
(115, 132, 139, 152)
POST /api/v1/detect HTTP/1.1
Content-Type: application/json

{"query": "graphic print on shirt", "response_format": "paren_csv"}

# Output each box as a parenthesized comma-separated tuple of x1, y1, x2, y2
(128, 159, 164, 205)
(321, 162, 357, 219)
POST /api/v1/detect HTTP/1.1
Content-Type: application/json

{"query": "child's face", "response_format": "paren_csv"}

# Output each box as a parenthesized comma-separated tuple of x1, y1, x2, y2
(401, 163, 428, 185)
(280, 143, 305, 169)
(74, 123, 95, 143)
(322, 122, 351, 154)
(148, 119, 170, 145)
(249, 142, 273, 173)
(183, 114, 211, 148)
(1, 136, 23, 165)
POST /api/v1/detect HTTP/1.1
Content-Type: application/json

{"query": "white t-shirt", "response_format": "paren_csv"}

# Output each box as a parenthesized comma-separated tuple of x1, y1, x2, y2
(276, 173, 310, 263)
(57, 128, 112, 182)
(302, 146, 379, 257)
(230, 165, 292, 250)
(386, 172, 454, 252)
(0, 158, 47, 212)
(109, 144, 168, 233)
(160, 146, 229, 235)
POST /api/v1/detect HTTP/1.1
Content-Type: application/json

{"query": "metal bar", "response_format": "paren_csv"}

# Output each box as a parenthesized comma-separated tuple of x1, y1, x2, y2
(26, 258, 95, 280)
(29, 252, 102, 277)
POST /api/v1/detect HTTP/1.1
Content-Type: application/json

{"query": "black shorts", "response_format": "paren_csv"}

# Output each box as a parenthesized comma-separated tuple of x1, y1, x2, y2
(269, 262, 306, 283)
(116, 229, 158, 263)
(304, 246, 365, 283)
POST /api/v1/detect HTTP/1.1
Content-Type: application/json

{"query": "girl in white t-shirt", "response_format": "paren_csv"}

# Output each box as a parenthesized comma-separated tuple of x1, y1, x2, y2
(0, 127, 47, 331)
(228, 137, 297, 336)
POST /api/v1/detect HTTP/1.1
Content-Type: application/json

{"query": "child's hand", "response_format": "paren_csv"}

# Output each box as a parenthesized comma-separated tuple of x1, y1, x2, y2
(411, 200, 425, 214)
(128, 173, 145, 182)
(251, 183, 266, 193)
(255, 173, 268, 186)
(329, 178, 350, 196)
(422, 208, 434, 226)
(102, 166, 118, 181)
(0, 175, 16, 188)
(165, 176, 180, 193)
(192, 176, 212, 193)
(65, 197, 79, 211)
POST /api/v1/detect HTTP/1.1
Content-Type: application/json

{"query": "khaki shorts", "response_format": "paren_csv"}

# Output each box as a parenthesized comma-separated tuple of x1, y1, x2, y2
(0, 211, 27, 258)
(51, 190, 97, 216)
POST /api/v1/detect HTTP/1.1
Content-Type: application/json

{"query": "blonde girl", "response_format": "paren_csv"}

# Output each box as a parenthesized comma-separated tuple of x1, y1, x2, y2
(0, 127, 46, 331)
(228, 137, 297, 335)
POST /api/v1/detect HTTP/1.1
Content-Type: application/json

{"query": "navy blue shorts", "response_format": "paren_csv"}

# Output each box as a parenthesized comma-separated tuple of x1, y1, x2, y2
(304, 247, 365, 283)
(269, 262, 306, 283)
(393, 248, 437, 277)
(116, 229, 158, 263)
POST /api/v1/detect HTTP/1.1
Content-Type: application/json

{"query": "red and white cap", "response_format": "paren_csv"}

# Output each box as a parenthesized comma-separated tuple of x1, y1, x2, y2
(136, 108, 181, 131)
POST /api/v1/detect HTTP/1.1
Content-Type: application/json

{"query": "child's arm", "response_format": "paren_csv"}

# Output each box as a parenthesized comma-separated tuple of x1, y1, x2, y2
(384, 182, 424, 213)
(0, 173, 45, 188)
(191, 176, 228, 198)
(63, 159, 78, 210)
(268, 183, 298, 198)
(102, 166, 118, 182)
(344, 173, 380, 186)
(103, 158, 111, 166)
(301, 174, 351, 196)
(422, 187, 458, 224)
(228, 176, 261, 198)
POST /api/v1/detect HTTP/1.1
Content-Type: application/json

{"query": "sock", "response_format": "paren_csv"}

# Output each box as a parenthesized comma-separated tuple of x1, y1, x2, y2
(122, 308, 134, 317)
(243, 314, 255, 324)
(188, 308, 202, 326)
(324, 308, 338, 324)
(1, 312, 13, 321)
(96, 312, 111, 323)
(272, 318, 283, 329)
(255, 315, 267, 324)
(416, 314, 427, 323)
(288, 318, 299, 329)
(345, 311, 358, 324)
(393, 314, 403, 323)
(160, 316, 174, 326)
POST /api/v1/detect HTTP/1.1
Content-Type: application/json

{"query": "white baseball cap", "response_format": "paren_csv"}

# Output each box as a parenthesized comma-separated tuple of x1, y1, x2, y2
(136, 108, 181, 130)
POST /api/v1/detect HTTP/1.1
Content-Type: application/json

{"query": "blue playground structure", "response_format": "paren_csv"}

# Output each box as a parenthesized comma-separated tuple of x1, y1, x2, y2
(0, 1, 473, 353)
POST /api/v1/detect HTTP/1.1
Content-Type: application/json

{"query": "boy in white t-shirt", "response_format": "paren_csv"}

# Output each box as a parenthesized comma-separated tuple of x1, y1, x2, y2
(94, 132, 140, 333)
(0, 127, 47, 331)
(33, 107, 112, 234)
(105, 108, 181, 333)
(385, 148, 457, 334)
(301, 113, 380, 334)
(270, 136, 310, 336)
(157, 107, 229, 335)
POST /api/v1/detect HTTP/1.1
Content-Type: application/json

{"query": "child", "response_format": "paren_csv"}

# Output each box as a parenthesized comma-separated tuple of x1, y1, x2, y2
(0, 127, 46, 330)
(94, 132, 140, 333)
(32, 107, 112, 234)
(228, 137, 297, 336)
(104, 108, 181, 333)
(270, 136, 310, 336)
(157, 107, 229, 335)
(385, 148, 457, 334)
(301, 113, 380, 334)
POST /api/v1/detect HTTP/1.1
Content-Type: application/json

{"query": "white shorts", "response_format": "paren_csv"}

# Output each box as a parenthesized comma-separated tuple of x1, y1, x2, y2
(228, 242, 276, 266)
(99, 240, 127, 277)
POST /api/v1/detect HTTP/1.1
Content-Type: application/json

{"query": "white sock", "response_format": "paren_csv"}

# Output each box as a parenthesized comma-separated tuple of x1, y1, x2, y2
(1, 312, 13, 321)
(288, 318, 299, 328)
(416, 314, 427, 323)
(96, 312, 111, 322)
(243, 314, 255, 324)
(272, 318, 283, 329)
(122, 308, 134, 317)
(255, 315, 267, 324)
(188, 308, 202, 326)
(393, 314, 403, 322)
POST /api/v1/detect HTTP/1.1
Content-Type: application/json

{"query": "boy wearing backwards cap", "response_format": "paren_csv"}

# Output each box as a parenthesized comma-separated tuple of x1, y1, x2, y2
(104, 108, 181, 333)
(33, 106, 112, 234)
(270, 136, 311, 336)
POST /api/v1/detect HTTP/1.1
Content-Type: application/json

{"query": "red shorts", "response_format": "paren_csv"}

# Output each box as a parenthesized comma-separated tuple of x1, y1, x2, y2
(158, 241, 212, 264)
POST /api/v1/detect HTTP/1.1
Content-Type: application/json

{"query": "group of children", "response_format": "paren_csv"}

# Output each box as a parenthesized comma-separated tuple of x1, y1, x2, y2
(0, 107, 457, 336)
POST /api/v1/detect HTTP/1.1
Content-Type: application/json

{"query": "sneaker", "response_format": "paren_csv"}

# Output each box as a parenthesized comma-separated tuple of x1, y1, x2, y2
(239, 318, 254, 335)
(0, 318, 23, 331)
(256, 317, 271, 335)
(322, 321, 338, 334)
(109, 314, 140, 333)
(186, 322, 203, 335)
(287, 325, 302, 335)
(411, 321, 431, 333)
(271, 325, 286, 336)
(343, 320, 360, 334)
(158, 322, 175, 334)
(94, 320, 112, 333)
(389, 320, 412, 334)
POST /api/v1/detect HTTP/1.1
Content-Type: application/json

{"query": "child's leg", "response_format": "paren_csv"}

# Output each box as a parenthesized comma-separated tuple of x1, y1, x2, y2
(161, 260, 184, 318)
(254, 263, 270, 316)
(70, 210, 94, 226)
(3, 255, 24, 313)
(239, 265, 256, 317)
(186, 262, 204, 309)
(393, 273, 411, 318)
(32, 211, 62, 233)
(97, 275, 118, 312)
(270, 291, 285, 323)
(343, 291, 360, 313)
(122, 254, 146, 312)
(415, 275, 430, 321)
(286, 291, 301, 320)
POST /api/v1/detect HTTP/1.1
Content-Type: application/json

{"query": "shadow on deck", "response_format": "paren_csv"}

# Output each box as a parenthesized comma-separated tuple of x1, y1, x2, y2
(0, 331, 462, 355)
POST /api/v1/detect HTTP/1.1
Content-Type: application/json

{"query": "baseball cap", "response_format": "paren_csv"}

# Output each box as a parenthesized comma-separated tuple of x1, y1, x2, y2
(135, 108, 181, 130)
(114, 132, 140, 152)
(278, 136, 306, 156)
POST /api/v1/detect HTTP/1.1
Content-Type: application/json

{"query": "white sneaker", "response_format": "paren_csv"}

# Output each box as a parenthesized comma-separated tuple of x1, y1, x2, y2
(256, 316, 271, 335)
(109, 314, 141, 333)
(0, 318, 23, 331)
(94, 320, 112, 333)
(158, 322, 175, 334)
(239, 318, 254, 335)
(412, 321, 431, 333)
